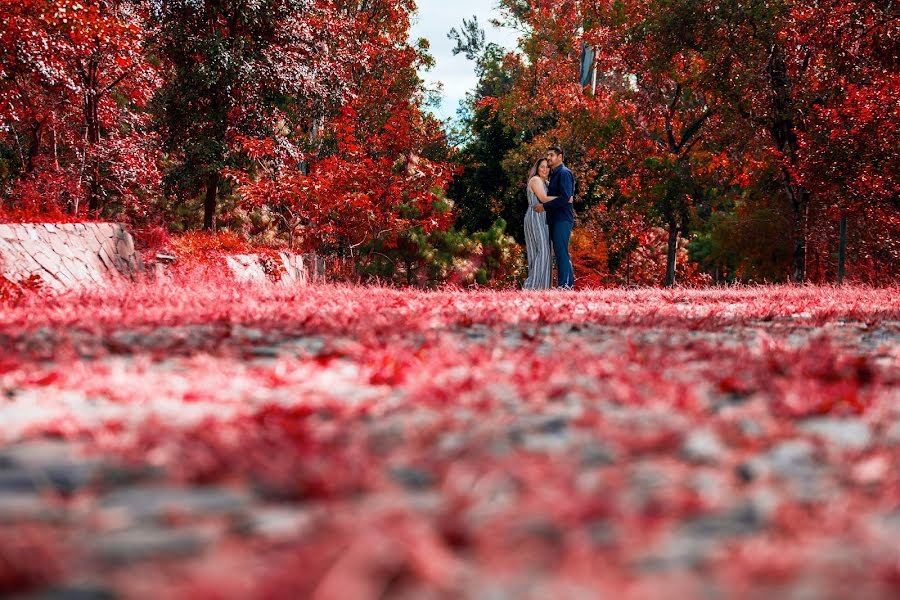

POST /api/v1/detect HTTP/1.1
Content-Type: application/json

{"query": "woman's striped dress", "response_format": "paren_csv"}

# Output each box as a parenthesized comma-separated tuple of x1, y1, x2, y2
(523, 183, 552, 290)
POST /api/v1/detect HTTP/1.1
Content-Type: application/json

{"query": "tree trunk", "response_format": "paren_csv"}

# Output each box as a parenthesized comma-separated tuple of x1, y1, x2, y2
(665, 223, 679, 287)
(788, 181, 809, 283)
(203, 171, 219, 231)
(626, 253, 632, 286)
(767, 43, 809, 283)
(51, 126, 59, 170)
(85, 89, 103, 214)
(837, 212, 848, 284)
(25, 121, 43, 173)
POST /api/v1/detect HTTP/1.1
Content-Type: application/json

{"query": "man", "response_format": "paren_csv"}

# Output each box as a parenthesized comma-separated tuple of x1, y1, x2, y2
(537, 146, 575, 288)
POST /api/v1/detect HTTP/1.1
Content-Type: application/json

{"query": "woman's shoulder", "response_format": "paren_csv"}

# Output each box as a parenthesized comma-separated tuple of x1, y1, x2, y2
(529, 176, 548, 189)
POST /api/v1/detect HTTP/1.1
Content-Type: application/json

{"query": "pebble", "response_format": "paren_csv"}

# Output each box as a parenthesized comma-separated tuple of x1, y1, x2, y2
(389, 466, 437, 491)
(90, 526, 213, 565)
(0, 468, 39, 493)
(738, 418, 764, 438)
(883, 420, 900, 446)
(536, 416, 569, 435)
(867, 510, 900, 549)
(585, 520, 618, 548)
(98, 485, 247, 524)
(638, 499, 770, 573)
(0, 492, 62, 523)
(799, 418, 872, 451)
(580, 443, 617, 467)
(519, 432, 573, 453)
(20, 584, 116, 600)
(681, 429, 724, 464)
(764, 440, 817, 478)
(0, 440, 99, 494)
(680, 500, 768, 539)
(249, 345, 281, 358)
(235, 506, 313, 541)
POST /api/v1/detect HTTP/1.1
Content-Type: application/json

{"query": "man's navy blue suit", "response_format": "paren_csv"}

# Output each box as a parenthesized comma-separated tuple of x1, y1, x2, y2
(543, 164, 575, 288)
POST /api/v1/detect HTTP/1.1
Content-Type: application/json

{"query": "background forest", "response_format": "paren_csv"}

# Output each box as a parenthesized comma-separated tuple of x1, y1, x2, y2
(1, 0, 897, 287)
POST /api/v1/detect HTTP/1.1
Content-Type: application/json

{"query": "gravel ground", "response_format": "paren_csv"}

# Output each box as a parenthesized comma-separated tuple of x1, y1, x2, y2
(1, 285, 898, 599)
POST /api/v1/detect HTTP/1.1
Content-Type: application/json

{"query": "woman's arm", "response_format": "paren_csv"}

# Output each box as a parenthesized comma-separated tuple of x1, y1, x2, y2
(529, 177, 558, 203)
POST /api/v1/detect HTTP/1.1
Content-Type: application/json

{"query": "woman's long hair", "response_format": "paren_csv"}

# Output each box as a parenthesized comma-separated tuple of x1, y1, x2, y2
(527, 157, 549, 185)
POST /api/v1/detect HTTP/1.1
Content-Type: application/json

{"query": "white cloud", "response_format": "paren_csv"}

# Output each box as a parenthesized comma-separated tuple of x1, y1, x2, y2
(409, 0, 520, 121)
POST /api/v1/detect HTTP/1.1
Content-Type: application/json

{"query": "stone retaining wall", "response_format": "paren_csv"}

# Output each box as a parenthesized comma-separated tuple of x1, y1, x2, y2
(224, 253, 326, 285)
(0, 223, 140, 291)
(0, 223, 326, 291)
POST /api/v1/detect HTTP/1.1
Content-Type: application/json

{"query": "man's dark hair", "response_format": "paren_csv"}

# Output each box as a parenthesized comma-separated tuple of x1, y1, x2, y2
(547, 145, 565, 159)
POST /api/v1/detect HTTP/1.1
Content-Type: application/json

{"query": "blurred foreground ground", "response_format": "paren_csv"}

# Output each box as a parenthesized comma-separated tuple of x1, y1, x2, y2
(1, 284, 898, 599)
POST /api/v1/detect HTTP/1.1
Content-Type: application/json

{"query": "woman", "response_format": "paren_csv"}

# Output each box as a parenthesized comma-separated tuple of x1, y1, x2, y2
(523, 157, 557, 289)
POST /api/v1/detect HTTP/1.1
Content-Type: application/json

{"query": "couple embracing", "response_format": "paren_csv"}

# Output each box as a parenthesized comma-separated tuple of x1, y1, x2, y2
(523, 146, 575, 290)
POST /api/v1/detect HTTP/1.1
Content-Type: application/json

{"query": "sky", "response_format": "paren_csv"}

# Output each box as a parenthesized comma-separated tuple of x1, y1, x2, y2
(409, 0, 520, 122)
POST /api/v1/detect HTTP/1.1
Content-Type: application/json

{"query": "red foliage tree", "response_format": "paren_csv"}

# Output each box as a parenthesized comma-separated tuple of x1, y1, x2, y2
(148, 0, 367, 231)
(493, 0, 898, 285)
(229, 0, 454, 259)
(0, 0, 160, 219)
(493, 0, 722, 286)
(789, 1, 900, 283)
(569, 205, 609, 288)
(686, 0, 898, 282)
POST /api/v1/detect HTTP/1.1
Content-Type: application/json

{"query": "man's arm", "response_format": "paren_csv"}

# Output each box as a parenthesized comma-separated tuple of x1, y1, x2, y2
(542, 170, 574, 210)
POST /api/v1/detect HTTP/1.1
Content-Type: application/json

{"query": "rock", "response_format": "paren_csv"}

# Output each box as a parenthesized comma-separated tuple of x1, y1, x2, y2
(638, 499, 770, 573)
(225, 254, 268, 283)
(580, 443, 617, 467)
(586, 520, 618, 548)
(518, 431, 573, 453)
(249, 345, 281, 358)
(465, 325, 490, 340)
(799, 418, 872, 450)
(0, 468, 39, 493)
(735, 462, 757, 483)
(19, 584, 116, 600)
(389, 466, 437, 491)
(0, 493, 62, 523)
(883, 420, 900, 446)
(738, 418, 764, 438)
(680, 500, 769, 539)
(291, 336, 326, 355)
(635, 535, 713, 572)
(536, 416, 569, 435)
(512, 519, 564, 545)
(98, 486, 247, 524)
(42, 463, 97, 495)
(765, 440, 837, 502)
(236, 507, 313, 541)
(96, 463, 164, 488)
(689, 472, 731, 506)
(437, 432, 468, 454)
(626, 464, 670, 512)
(90, 526, 213, 565)
(681, 429, 725, 464)
(0, 441, 72, 468)
(764, 440, 817, 478)
(0, 441, 100, 494)
(866, 510, 900, 550)
(749, 441, 832, 503)
(852, 455, 889, 485)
